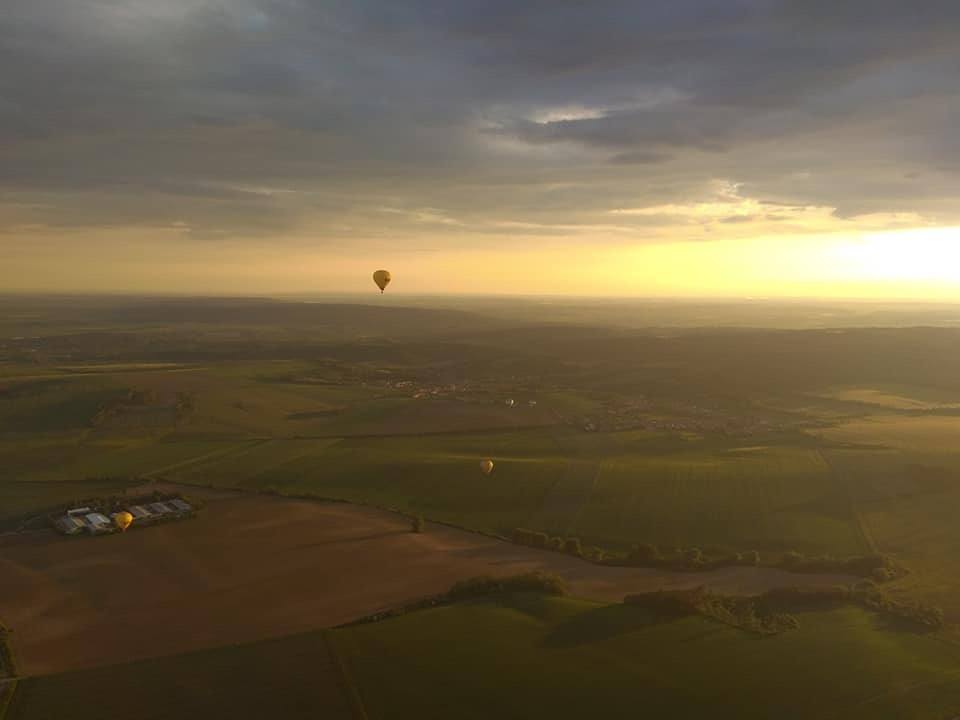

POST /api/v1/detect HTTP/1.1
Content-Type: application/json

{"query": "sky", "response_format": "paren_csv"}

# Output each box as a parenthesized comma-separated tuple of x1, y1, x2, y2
(1, 0, 959, 297)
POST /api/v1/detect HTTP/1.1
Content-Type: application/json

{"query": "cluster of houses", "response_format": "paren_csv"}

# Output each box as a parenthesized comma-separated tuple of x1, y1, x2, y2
(53, 497, 193, 536)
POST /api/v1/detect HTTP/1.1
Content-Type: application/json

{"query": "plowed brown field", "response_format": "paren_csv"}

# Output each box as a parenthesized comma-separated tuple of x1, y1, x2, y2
(0, 487, 855, 677)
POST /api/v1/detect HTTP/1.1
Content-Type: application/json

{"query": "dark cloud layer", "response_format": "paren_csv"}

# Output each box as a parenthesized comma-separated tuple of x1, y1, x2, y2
(1, 0, 959, 238)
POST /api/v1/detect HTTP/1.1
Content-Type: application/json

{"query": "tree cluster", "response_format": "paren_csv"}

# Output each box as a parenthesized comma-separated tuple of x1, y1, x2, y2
(512, 528, 584, 557)
(624, 587, 798, 635)
(341, 572, 569, 627)
(777, 551, 906, 581)
(448, 571, 569, 600)
(0, 624, 19, 678)
(624, 583, 944, 637)
(510, 528, 907, 583)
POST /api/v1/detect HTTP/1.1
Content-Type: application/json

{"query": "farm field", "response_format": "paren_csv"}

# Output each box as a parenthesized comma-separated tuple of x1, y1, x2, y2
(6, 298, 960, 712)
(1, 360, 872, 559)
(170, 430, 864, 555)
(0, 490, 856, 677)
(10, 594, 960, 720)
(819, 415, 960, 454)
(0, 477, 136, 528)
(818, 386, 960, 411)
(1, 358, 958, 573)
(815, 415, 960, 625)
(331, 594, 960, 720)
(6, 631, 355, 720)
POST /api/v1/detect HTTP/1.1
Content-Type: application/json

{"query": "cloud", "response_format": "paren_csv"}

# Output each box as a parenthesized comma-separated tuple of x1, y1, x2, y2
(609, 151, 671, 165)
(0, 0, 958, 241)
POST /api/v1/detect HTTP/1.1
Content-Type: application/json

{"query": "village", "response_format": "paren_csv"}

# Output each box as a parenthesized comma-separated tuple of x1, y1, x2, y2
(381, 374, 793, 438)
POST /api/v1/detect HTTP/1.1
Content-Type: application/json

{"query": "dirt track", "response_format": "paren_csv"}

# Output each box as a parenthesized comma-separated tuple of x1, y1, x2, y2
(0, 490, 856, 677)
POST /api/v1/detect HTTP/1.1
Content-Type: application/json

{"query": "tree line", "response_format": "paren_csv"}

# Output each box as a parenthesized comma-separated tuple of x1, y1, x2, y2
(511, 528, 905, 581)
(624, 582, 943, 635)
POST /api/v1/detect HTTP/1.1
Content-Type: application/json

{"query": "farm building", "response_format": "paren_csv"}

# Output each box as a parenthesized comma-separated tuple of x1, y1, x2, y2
(50, 496, 194, 537)
(84, 513, 113, 534)
(128, 505, 152, 521)
(169, 498, 193, 514)
(54, 516, 85, 535)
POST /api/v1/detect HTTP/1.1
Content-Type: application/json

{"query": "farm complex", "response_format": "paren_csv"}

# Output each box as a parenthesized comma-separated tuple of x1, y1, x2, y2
(50, 495, 194, 536)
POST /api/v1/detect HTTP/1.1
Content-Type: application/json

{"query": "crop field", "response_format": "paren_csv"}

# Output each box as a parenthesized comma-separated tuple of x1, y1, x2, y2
(827, 444, 960, 626)
(0, 491, 856, 678)
(816, 384, 960, 411)
(0, 436, 245, 481)
(819, 415, 960, 454)
(6, 309, 960, 675)
(859, 488, 960, 622)
(2, 356, 955, 579)
(194, 431, 568, 532)
(331, 594, 960, 720)
(10, 593, 960, 720)
(820, 441, 960, 628)
(166, 428, 864, 555)
(8, 299, 960, 717)
(0, 379, 126, 434)
(5, 631, 355, 720)
(0, 477, 136, 527)
(569, 446, 861, 554)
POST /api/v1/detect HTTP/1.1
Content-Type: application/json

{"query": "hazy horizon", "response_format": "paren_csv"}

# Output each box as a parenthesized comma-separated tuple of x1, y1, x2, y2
(3, 2, 960, 297)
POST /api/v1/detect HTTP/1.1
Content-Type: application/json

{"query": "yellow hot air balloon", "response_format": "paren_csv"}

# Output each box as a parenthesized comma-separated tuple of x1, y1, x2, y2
(114, 511, 133, 532)
(480, 459, 494, 475)
(373, 269, 392, 294)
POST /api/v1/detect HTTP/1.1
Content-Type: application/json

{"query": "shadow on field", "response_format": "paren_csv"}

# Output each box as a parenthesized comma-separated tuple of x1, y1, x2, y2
(541, 605, 665, 649)
(293, 529, 408, 548)
(444, 544, 554, 566)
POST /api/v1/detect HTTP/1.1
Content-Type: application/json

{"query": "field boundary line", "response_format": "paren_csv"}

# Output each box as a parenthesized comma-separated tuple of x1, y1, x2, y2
(291, 422, 559, 440)
(142, 437, 273, 479)
(818, 450, 877, 555)
(322, 631, 370, 720)
(0, 679, 18, 720)
(820, 667, 960, 720)
(565, 459, 604, 536)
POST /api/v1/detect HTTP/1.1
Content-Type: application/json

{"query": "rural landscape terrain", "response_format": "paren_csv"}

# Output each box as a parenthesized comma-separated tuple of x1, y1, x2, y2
(3, 294, 960, 718)
(6, 0, 960, 714)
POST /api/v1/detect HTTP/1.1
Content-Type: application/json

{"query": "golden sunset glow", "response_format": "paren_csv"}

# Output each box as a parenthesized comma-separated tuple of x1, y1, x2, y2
(5, 223, 959, 299)
(1, 2, 958, 301)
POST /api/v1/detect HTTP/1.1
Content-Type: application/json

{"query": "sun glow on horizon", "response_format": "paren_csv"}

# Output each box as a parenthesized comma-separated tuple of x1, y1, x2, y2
(3, 221, 960, 300)
(830, 227, 960, 283)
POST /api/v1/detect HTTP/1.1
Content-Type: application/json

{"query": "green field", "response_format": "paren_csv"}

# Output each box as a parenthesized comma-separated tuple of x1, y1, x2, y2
(330, 594, 960, 719)
(0, 477, 138, 528)
(819, 424, 960, 624)
(0, 365, 906, 559)
(163, 428, 863, 554)
(9, 592, 960, 720)
(0, 358, 951, 568)
(6, 303, 960, 633)
(5, 632, 354, 720)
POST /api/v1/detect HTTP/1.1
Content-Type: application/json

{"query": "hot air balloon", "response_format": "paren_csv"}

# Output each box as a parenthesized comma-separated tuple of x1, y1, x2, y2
(480, 459, 494, 475)
(114, 511, 133, 532)
(373, 270, 392, 294)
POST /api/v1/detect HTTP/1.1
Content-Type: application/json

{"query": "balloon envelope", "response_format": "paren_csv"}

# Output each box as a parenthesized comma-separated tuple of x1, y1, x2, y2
(480, 459, 494, 475)
(114, 511, 133, 532)
(373, 270, 392, 293)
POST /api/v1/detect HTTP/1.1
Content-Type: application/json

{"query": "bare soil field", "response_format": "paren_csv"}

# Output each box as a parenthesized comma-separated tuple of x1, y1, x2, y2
(0, 488, 856, 677)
